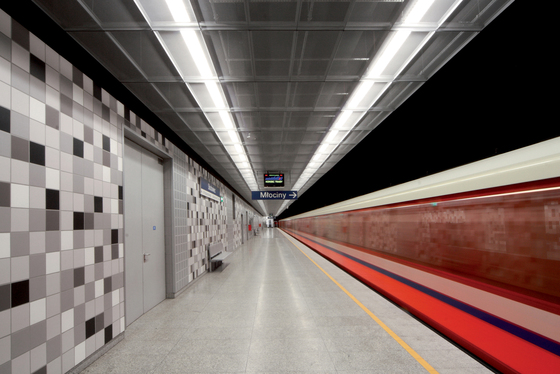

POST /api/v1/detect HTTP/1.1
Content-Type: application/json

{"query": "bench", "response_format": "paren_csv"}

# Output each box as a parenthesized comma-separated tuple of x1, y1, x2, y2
(207, 242, 231, 272)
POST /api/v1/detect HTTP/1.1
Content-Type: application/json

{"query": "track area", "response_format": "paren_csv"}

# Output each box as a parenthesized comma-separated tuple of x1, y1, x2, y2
(281, 227, 560, 373)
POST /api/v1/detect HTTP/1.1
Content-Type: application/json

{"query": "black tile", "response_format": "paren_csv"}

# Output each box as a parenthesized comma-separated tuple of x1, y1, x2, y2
(118, 186, 123, 200)
(11, 280, 29, 308)
(111, 244, 119, 260)
(73, 212, 84, 230)
(0, 182, 9, 207)
(0, 284, 10, 312)
(45, 211, 59, 231)
(30, 54, 46, 82)
(74, 267, 85, 287)
(30, 142, 45, 166)
(85, 317, 95, 339)
(93, 83, 102, 101)
(94, 196, 103, 213)
(111, 229, 118, 244)
(94, 246, 103, 263)
(104, 325, 113, 344)
(104, 277, 112, 294)
(11, 20, 29, 50)
(124, 107, 130, 121)
(45, 189, 59, 210)
(72, 66, 83, 88)
(102, 135, 110, 152)
(0, 106, 9, 133)
(141, 131, 146, 138)
(73, 138, 84, 158)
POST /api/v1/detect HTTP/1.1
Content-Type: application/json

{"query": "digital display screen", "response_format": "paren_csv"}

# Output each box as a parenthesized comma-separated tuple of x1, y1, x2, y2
(264, 173, 284, 187)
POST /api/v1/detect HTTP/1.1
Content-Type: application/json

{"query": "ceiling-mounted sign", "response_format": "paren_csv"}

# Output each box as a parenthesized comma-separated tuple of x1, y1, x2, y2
(264, 172, 284, 188)
(252, 191, 297, 200)
(200, 178, 221, 202)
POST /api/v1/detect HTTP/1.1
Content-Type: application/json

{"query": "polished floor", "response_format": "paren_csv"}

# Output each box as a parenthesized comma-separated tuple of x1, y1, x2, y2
(82, 229, 493, 373)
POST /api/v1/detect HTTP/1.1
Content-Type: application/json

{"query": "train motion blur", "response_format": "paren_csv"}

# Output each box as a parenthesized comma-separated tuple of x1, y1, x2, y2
(280, 137, 560, 373)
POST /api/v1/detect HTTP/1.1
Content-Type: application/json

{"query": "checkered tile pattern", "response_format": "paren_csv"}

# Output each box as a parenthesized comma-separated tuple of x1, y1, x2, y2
(0, 10, 260, 374)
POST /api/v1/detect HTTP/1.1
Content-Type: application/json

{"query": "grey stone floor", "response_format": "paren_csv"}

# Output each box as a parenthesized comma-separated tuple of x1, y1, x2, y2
(80, 229, 493, 373)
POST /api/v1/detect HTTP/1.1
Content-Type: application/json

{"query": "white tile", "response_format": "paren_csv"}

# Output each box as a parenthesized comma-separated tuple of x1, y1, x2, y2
(95, 279, 103, 298)
(45, 146, 59, 169)
(60, 113, 73, 135)
(60, 57, 73, 80)
(0, 233, 9, 258)
(73, 84, 83, 106)
(73, 119, 84, 140)
(11, 256, 29, 282)
(73, 193, 84, 212)
(12, 42, 29, 72)
(61, 231, 73, 251)
(84, 142, 94, 161)
(0, 81, 10, 109)
(29, 186, 45, 209)
(45, 127, 60, 150)
(60, 152, 73, 173)
(75, 341, 86, 366)
(30, 298, 46, 325)
(29, 232, 45, 254)
(0, 57, 10, 85)
(0, 156, 9, 182)
(11, 184, 29, 208)
(61, 309, 74, 333)
(46, 84, 60, 109)
(46, 46, 59, 71)
(46, 252, 60, 274)
(29, 120, 46, 145)
(30, 97, 46, 124)
(11, 87, 29, 116)
(30, 34, 46, 61)
(11, 159, 29, 185)
(45, 167, 60, 190)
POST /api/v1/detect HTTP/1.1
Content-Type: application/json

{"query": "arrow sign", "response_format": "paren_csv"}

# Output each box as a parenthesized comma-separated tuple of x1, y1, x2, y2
(252, 191, 298, 200)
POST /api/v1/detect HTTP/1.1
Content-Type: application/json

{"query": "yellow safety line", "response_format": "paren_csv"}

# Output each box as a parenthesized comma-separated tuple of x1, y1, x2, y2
(281, 231, 439, 374)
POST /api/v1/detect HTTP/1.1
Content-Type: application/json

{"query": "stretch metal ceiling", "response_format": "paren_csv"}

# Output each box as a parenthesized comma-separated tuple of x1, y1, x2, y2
(32, 0, 513, 216)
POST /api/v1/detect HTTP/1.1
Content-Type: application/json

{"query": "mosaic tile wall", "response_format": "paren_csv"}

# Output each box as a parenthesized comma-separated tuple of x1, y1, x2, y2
(0, 10, 262, 374)
(0, 14, 126, 374)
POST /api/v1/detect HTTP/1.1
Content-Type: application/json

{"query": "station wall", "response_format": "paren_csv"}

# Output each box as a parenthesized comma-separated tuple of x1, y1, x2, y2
(0, 10, 260, 374)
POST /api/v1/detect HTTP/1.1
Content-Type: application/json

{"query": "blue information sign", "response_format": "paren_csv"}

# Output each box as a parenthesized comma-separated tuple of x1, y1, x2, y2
(252, 191, 298, 200)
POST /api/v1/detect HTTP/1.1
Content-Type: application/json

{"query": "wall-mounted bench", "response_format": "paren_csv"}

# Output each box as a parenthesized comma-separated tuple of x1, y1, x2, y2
(208, 242, 231, 272)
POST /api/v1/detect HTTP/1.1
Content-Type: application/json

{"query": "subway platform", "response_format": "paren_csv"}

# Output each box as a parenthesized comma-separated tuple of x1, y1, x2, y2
(81, 229, 493, 373)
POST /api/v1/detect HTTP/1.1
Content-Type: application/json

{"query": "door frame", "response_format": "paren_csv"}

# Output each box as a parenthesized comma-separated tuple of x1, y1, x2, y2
(122, 128, 175, 326)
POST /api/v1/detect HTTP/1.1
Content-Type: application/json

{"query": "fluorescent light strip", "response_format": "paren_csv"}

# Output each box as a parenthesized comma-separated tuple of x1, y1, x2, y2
(165, 0, 191, 22)
(286, 0, 460, 216)
(160, 0, 259, 193)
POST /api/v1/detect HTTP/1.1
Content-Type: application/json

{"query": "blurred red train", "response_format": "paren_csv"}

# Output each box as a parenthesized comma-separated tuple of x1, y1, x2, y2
(280, 137, 560, 373)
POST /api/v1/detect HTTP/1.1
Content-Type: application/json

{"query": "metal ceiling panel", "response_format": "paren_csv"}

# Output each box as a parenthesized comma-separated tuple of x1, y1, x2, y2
(31, 0, 515, 216)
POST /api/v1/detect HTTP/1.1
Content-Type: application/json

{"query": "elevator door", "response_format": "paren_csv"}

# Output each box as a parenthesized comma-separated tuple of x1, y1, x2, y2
(124, 140, 166, 326)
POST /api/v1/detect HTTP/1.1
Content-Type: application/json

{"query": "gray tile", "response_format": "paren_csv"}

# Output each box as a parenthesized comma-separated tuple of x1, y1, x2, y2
(11, 135, 28, 162)
(29, 275, 46, 302)
(11, 326, 30, 358)
(10, 110, 30, 141)
(29, 208, 46, 232)
(29, 320, 47, 350)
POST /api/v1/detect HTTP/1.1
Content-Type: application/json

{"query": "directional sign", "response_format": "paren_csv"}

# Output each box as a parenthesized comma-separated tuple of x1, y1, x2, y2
(252, 191, 298, 200)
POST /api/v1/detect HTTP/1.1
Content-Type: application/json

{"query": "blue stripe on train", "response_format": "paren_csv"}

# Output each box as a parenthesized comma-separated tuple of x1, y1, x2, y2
(298, 233, 560, 357)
